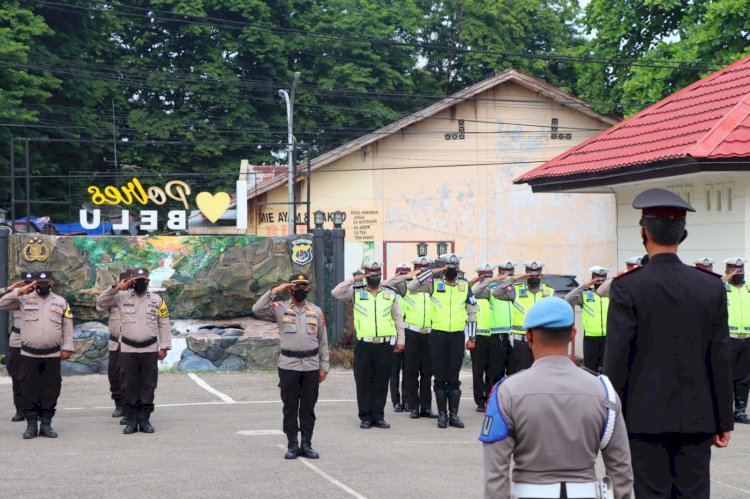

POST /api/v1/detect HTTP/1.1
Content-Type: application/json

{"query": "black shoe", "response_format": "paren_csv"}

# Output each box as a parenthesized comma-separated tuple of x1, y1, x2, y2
(360, 419, 373, 429)
(373, 419, 390, 429)
(449, 413, 465, 428)
(300, 441, 320, 459)
(393, 403, 404, 413)
(11, 410, 25, 422)
(437, 412, 448, 429)
(476, 405, 485, 413)
(123, 410, 138, 434)
(285, 442, 299, 459)
(23, 417, 39, 439)
(735, 412, 750, 424)
(120, 415, 130, 425)
(112, 406, 125, 418)
(39, 417, 58, 438)
(448, 390, 465, 428)
(419, 409, 438, 419)
(138, 412, 155, 433)
(409, 409, 420, 419)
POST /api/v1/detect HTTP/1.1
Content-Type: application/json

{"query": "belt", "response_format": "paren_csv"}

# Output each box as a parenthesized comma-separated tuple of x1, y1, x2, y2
(109, 334, 120, 343)
(120, 336, 157, 348)
(731, 333, 750, 340)
(511, 481, 598, 499)
(280, 348, 319, 358)
(405, 323, 431, 334)
(512, 333, 527, 343)
(358, 336, 395, 344)
(476, 329, 492, 336)
(12, 327, 20, 334)
(21, 344, 61, 355)
(491, 328, 511, 334)
(511, 325, 525, 332)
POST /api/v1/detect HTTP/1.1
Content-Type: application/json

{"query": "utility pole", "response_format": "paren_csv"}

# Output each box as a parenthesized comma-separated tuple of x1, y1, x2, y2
(278, 71, 301, 236)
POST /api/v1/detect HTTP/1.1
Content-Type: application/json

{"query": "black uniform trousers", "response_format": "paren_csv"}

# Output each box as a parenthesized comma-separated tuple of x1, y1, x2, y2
(389, 350, 407, 407)
(430, 330, 465, 392)
(730, 337, 750, 404)
(403, 329, 433, 412)
(470, 334, 504, 407)
(583, 336, 606, 373)
(108, 347, 123, 405)
(629, 433, 712, 499)
(118, 352, 158, 413)
(508, 338, 533, 374)
(18, 355, 62, 417)
(353, 340, 393, 422)
(278, 368, 319, 435)
(7, 346, 23, 410)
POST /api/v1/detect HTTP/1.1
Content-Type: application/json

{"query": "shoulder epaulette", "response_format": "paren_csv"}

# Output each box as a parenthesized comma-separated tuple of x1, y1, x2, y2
(613, 266, 642, 280)
(691, 266, 721, 278)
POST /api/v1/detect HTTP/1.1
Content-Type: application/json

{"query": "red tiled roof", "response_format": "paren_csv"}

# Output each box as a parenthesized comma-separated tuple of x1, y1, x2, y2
(515, 54, 750, 184)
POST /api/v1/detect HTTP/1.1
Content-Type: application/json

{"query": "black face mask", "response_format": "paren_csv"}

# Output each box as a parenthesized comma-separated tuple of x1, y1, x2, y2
(366, 277, 381, 287)
(445, 269, 458, 280)
(291, 288, 308, 301)
(133, 280, 148, 293)
(731, 274, 745, 285)
(527, 277, 541, 288)
(36, 285, 51, 296)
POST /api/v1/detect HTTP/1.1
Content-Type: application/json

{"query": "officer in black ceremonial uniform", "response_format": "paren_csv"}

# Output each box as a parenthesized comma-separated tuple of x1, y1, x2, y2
(603, 188, 733, 499)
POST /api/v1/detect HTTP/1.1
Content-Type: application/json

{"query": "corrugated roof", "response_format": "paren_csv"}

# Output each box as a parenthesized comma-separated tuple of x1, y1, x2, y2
(515, 54, 750, 184)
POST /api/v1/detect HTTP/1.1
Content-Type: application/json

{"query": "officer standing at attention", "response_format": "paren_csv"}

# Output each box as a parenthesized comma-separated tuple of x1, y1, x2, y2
(484, 261, 516, 379)
(387, 262, 412, 413)
(721, 257, 750, 424)
(469, 264, 503, 412)
(1, 271, 34, 423)
(96, 267, 171, 434)
(253, 273, 329, 459)
(0, 271, 73, 439)
(604, 188, 733, 498)
(409, 253, 476, 429)
(564, 266, 610, 373)
(100, 270, 130, 422)
(695, 257, 715, 272)
(493, 261, 555, 373)
(482, 297, 633, 499)
(332, 261, 405, 429)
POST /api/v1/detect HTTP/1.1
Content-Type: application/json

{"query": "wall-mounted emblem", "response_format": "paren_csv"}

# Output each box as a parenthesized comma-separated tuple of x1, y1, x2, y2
(291, 239, 313, 265)
(22, 237, 51, 262)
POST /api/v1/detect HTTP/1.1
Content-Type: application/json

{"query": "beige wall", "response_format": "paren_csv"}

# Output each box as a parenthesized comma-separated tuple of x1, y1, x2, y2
(254, 82, 618, 282)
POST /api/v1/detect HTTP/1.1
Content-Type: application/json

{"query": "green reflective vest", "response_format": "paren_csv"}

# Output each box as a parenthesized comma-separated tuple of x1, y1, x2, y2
(511, 283, 555, 334)
(581, 290, 609, 337)
(476, 297, 492, 334)
(727, 283, 750, 334)
(401, 287, 432, 330)
(490, 284, 513, 334)
(353, 287, 397, 338)
(431, 279, 469, 332)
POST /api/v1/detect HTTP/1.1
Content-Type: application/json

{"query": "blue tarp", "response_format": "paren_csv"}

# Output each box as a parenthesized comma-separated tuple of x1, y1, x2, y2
(54, 223, 113, 235)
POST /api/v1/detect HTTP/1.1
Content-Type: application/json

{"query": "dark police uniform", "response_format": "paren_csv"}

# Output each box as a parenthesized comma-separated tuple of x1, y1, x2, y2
(252, 273, 329, 459)
(603, 188, 733, 499)
(1, 271, 34, 422)
(0, 271, 73, 439)
(386, 263, 411, 413)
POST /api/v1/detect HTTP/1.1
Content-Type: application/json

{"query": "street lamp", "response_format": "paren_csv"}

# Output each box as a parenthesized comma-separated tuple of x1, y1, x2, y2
(279, 71, 301, 236)
(436, 241, 448, 256)
(416, 242, 428, 257)
(313, 210, 325, 229)
(332, 210, 345, 228)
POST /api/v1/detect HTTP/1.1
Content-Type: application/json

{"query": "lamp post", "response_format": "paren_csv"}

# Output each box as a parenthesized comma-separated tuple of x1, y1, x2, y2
(312, 210, 326, 309)
(331, 210, 346, 344)
(278, 71, 301, 236)
(436, 241, 448, 257)
(417, 241, 428, 257)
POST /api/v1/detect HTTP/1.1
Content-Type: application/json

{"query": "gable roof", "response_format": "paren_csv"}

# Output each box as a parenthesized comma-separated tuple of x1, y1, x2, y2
(515, 54, 750, 190)
(247, 69, 617, 199)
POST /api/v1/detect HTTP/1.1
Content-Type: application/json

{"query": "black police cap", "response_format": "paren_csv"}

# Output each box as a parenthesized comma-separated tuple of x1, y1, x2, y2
(633, 188, 695, 218)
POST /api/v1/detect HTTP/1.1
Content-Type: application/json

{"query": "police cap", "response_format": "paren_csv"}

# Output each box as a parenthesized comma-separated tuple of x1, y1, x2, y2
(523, 297, 574, 330)
(589, 266, 609, 278)
(476, 263, 493, 277)
(412, 256, 433, 268)
(523, 261, 544, 275)
(440, 253, 461, 269)
(632, 188, 695, 219)
(624, 256, 642, 270)
(289, 273, 311, 284)
(32, 271, 54, 283)
(694, 257, 714, 271)
(363, 260, 382, 277)
(21, 271, 34, 282)
(724, 257, 746, 270)
(395, 262, 411, 275)
(496, 260, 516, 273)
(131, 267, 149, 280)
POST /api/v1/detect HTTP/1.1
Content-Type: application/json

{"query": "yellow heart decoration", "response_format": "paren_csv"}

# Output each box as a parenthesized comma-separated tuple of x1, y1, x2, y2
(196, 191, 231, 223)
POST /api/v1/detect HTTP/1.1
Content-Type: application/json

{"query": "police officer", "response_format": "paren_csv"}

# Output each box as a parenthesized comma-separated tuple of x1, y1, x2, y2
(565, 266, 610, 373)
(482, 297, 633, 499)
(469, 264, 503, 412)
(409, 253, 476, 429)
(722, 257, 750, 424)
(253, 273, 329, 459)
(695, 257, 715, 272)
(0, 271, 73, 439)
(604, 188, 733, 498)
(96, 267, 171, 434)
(387, 262, 412, 413)
(99, 270, 130, 422)
(387, 257, 437, 419)
(493, 261, 555, 374)
(1, 271, 34, 422)
(332, 261, 405, 429)
(596, 257, 642, 297)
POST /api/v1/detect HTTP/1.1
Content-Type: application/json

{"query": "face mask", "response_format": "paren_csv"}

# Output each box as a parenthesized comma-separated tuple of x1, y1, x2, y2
(291, 288, 308, 301)
(731, 274, 745, 285)
(445, 269, 458, 280)
(366, 277, 381, 287)
(36, 285, 51, 296)
(134, 280, 148, 293)
(527, 277, 541, 287)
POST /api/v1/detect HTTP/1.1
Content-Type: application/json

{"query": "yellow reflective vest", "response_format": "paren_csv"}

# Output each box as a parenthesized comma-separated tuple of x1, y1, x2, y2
(489, 284, 513, 334)
(401, 287, 433, 330)
(511, 283, 555, 334)
(431, 279, 469, 332)
(581, 290, 609, 337)
(727, 283, 750, 334)
(353, 287, 397, 338)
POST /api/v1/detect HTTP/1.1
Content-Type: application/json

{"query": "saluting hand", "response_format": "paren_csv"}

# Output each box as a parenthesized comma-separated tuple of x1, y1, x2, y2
(405, 269, 421, 279)
(271, 283, 292, 295)
(6, 280, 26, 291)
(432, 265, 448, 275)
(115, 278, 133, 292)
(18, 281, 37, 295)
(353, 273, 370, 282)
(319, 370, 327, 383)
(60, 350, 72, 361)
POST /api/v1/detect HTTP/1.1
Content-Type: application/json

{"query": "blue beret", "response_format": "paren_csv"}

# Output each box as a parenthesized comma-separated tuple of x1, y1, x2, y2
(523, 297, 574, 329)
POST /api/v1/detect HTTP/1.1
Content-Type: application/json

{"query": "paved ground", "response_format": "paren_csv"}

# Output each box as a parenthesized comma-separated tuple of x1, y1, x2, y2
(1, 369, 749, 499)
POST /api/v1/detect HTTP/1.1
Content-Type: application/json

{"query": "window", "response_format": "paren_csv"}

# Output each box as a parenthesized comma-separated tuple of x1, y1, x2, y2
(726, 183, 734, 212)
(705, 185, 712, 212)
(715, 184, 723, 212)
(683, 186, 693, 206)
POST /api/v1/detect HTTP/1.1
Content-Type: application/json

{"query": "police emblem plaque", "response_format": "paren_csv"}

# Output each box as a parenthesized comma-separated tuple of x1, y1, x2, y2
(290, 239, 313, 265)
(22, 237, 51, 262)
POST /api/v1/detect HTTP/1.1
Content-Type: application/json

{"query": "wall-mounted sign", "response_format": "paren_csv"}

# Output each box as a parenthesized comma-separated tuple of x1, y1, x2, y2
(22, 236, 51, 262)
(80, 178, 247, 232)
(257, 207, 382, 242)
(290, 238, 313, 265)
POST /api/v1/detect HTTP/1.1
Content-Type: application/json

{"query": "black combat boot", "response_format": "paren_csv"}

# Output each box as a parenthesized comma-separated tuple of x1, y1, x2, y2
(138, 410, 155, 433)
(735, 400, 750, 424)
(123, 409, 138, 434)
(39, 416, 58, 438)
(300, 431, 320, 459)
(435, 390, 448, 429)
(285, 433, 299, 459)
(448, 390, 465, 428)
(112, 405, 125, 418)
(11, 409, 25, 422)
(23, 414, 39, 440)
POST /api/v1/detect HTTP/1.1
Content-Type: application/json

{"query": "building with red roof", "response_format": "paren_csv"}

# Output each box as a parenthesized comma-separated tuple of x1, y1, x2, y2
(515, 54, 750, 268)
